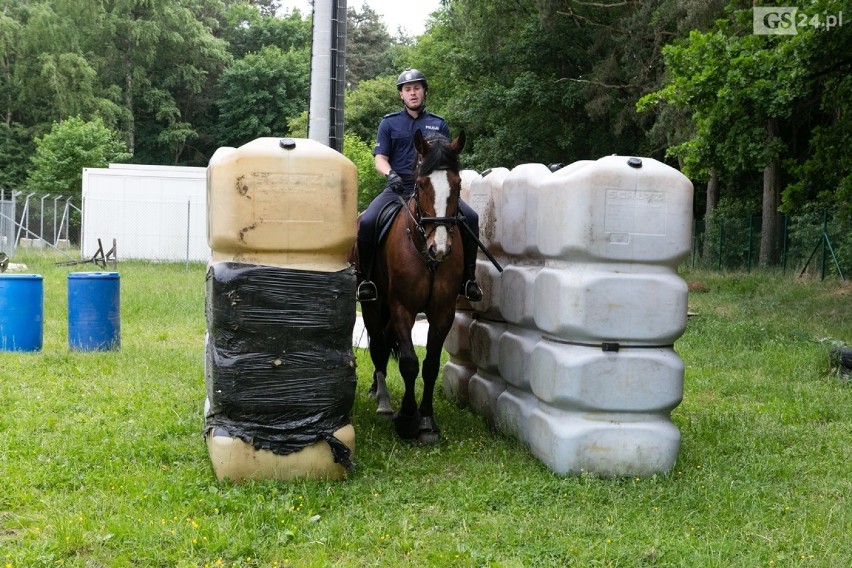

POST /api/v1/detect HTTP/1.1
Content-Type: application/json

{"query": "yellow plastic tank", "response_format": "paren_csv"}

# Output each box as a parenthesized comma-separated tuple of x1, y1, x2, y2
(207, 137, 357, 271)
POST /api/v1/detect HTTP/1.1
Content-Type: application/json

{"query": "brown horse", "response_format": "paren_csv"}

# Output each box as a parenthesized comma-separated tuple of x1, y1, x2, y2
(352, 129, 466, 444)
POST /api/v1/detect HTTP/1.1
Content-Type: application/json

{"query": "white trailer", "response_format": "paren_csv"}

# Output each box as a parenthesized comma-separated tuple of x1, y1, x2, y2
(81, 164, 208, 262)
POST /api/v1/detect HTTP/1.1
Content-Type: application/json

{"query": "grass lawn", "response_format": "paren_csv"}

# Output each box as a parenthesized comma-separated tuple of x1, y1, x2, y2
(1, 251, 850, 567)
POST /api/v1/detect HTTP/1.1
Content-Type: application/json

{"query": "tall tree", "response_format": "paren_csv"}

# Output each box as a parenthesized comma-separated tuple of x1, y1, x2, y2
(92, 0, 230, 164)
(215, 45, 309, 146)
(27, 116, 131, 198)
(637, 2, 846, 265)
(345, 4, 394, 89)
(220, 1, 310, 59)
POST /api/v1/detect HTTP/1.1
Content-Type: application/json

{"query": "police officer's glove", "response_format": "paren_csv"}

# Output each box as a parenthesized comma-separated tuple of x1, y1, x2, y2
(386, 170, 404, 194)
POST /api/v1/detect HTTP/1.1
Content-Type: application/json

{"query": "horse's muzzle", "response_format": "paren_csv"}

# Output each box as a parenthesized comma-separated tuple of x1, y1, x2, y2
(428, 241, 452, 262)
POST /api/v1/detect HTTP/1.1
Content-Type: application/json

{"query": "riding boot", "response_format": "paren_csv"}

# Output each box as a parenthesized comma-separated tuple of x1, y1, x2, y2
(459, 227, 483, 302)
(460, 264, 483, 302)
(356, 239, 378, 302)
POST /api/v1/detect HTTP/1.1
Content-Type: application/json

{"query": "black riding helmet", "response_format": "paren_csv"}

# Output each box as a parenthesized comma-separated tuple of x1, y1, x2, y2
(397, 68, 428, 91)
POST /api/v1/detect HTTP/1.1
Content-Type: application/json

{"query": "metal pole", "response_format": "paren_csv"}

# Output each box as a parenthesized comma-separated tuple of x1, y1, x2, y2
(39, 194, 50, 248)
(53, 195, 63, 246)
(186, 199, 191, 269)
(16, 192, 35, 245)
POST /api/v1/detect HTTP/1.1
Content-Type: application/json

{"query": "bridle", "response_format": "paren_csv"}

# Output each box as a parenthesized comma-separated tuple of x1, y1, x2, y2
(404, 167, 461, 272)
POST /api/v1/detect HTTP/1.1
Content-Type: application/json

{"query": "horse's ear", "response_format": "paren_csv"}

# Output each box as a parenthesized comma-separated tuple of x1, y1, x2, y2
(414, 129, 427, 156)
(452, 130, 466, 155)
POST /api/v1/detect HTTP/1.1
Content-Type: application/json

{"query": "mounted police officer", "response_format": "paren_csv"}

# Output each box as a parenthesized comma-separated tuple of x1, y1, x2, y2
(356, 68, 483, 303)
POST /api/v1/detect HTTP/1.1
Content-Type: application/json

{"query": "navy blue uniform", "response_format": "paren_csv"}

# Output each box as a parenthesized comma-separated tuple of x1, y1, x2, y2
(359, 108, 479, 262)
(374, 109, 450, 192)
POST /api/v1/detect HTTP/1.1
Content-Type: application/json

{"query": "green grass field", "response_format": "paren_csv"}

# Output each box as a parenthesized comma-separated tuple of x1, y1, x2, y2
(1, 252, 850, 567)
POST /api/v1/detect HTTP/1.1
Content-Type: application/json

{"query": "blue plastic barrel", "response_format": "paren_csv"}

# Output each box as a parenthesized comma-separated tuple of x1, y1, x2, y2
(68, 272, 120, 351)
(0, 273, 44, 352)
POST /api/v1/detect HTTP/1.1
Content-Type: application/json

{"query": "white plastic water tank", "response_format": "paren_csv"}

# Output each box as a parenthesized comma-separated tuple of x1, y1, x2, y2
(442, 310, 477, 407)
(498, 263, 542, 328)
(469, 319, 507, 374)
(445, 310, 474, 360)
(495, 387, 540, 445)
(442, 358, 476, 406)
(471, 258, 505, 322)
(460, 169, 481, 203)
(530, 340, 684, 413)
(497, 325, 541, 391)
(469, 167, 510, 252)
(527, 406, 681, 476)
(499, 163, 551, 257)
(468, 369, 506, 427)
(534, 264, 688, 345)
(537, 156, 693, 265)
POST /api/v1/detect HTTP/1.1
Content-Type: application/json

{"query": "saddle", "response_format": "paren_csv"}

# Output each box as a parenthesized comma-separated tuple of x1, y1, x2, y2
(375, 197, 407, 246)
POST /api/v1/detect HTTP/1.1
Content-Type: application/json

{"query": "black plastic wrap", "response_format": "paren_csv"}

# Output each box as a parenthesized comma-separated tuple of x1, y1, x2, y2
(204, 262, 357, 466)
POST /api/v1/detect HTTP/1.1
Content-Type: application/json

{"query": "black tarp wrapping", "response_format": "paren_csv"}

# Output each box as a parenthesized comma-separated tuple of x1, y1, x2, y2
(204, 262, 357, 469)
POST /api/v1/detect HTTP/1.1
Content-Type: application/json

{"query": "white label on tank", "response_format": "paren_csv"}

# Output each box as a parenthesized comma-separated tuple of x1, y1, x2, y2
(604, 189, 666, 236)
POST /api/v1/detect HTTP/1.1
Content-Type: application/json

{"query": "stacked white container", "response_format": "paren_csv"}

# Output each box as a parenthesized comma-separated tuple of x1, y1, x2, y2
(443, 168, 508, 406)
(446, 156, 693, 477)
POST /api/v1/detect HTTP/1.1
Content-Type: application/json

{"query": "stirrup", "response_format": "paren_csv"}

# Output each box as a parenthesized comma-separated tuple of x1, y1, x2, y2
(462, 280, 482, 302)
(357, 280, 378, 302)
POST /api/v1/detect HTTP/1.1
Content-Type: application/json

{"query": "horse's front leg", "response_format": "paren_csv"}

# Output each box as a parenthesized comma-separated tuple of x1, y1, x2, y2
(418, 317, 452, 444)
(389, 306, 421, 439)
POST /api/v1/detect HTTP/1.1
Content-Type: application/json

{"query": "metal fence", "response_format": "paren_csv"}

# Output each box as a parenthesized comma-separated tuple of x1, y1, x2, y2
(0, 190, 80, 260)
(689, 211, 849, 280)
(1, 189, 207, 263)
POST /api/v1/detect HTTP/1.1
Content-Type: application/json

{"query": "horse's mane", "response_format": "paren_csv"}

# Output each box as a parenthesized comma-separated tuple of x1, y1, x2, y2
(417, 132, 460, 177)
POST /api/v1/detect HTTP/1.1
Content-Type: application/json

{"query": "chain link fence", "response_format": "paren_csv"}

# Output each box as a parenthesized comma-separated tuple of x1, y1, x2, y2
(1, 190, 81, 260)
(689, 210, 849, 280)
(0, 190, 207, 264)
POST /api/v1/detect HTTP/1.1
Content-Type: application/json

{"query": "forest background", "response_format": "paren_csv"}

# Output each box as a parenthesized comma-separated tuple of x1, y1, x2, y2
(1, 0, 849, 268)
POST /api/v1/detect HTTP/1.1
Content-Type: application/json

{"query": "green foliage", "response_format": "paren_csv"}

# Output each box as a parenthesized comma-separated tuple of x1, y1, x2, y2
(346, 4, 395, 89)
(342, 132, 384, 212)
(0, 0, 848, 232)
(0, 123, 33, 189)
(26, 116, 131, 197)
(637, 26, 808, 180)
(221, 2, 312, 59)
(215, 45, 310, 147)
(343, 75, 397, 143)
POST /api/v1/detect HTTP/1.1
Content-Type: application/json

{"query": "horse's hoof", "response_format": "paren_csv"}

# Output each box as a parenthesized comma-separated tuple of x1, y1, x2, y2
(376, 398, 394, 417)
(393, 410, 421, 440)
(418, 416, 441, 445)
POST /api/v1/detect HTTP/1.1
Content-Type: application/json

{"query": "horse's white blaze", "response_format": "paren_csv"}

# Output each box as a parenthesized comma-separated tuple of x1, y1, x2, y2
(430, 173, 451, 257)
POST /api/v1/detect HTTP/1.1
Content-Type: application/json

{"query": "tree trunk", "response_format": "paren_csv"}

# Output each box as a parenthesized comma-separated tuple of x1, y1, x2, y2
(759, 118, 781, 267)
(702, 168, 719, 261)
(125, 67, 135, 156)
